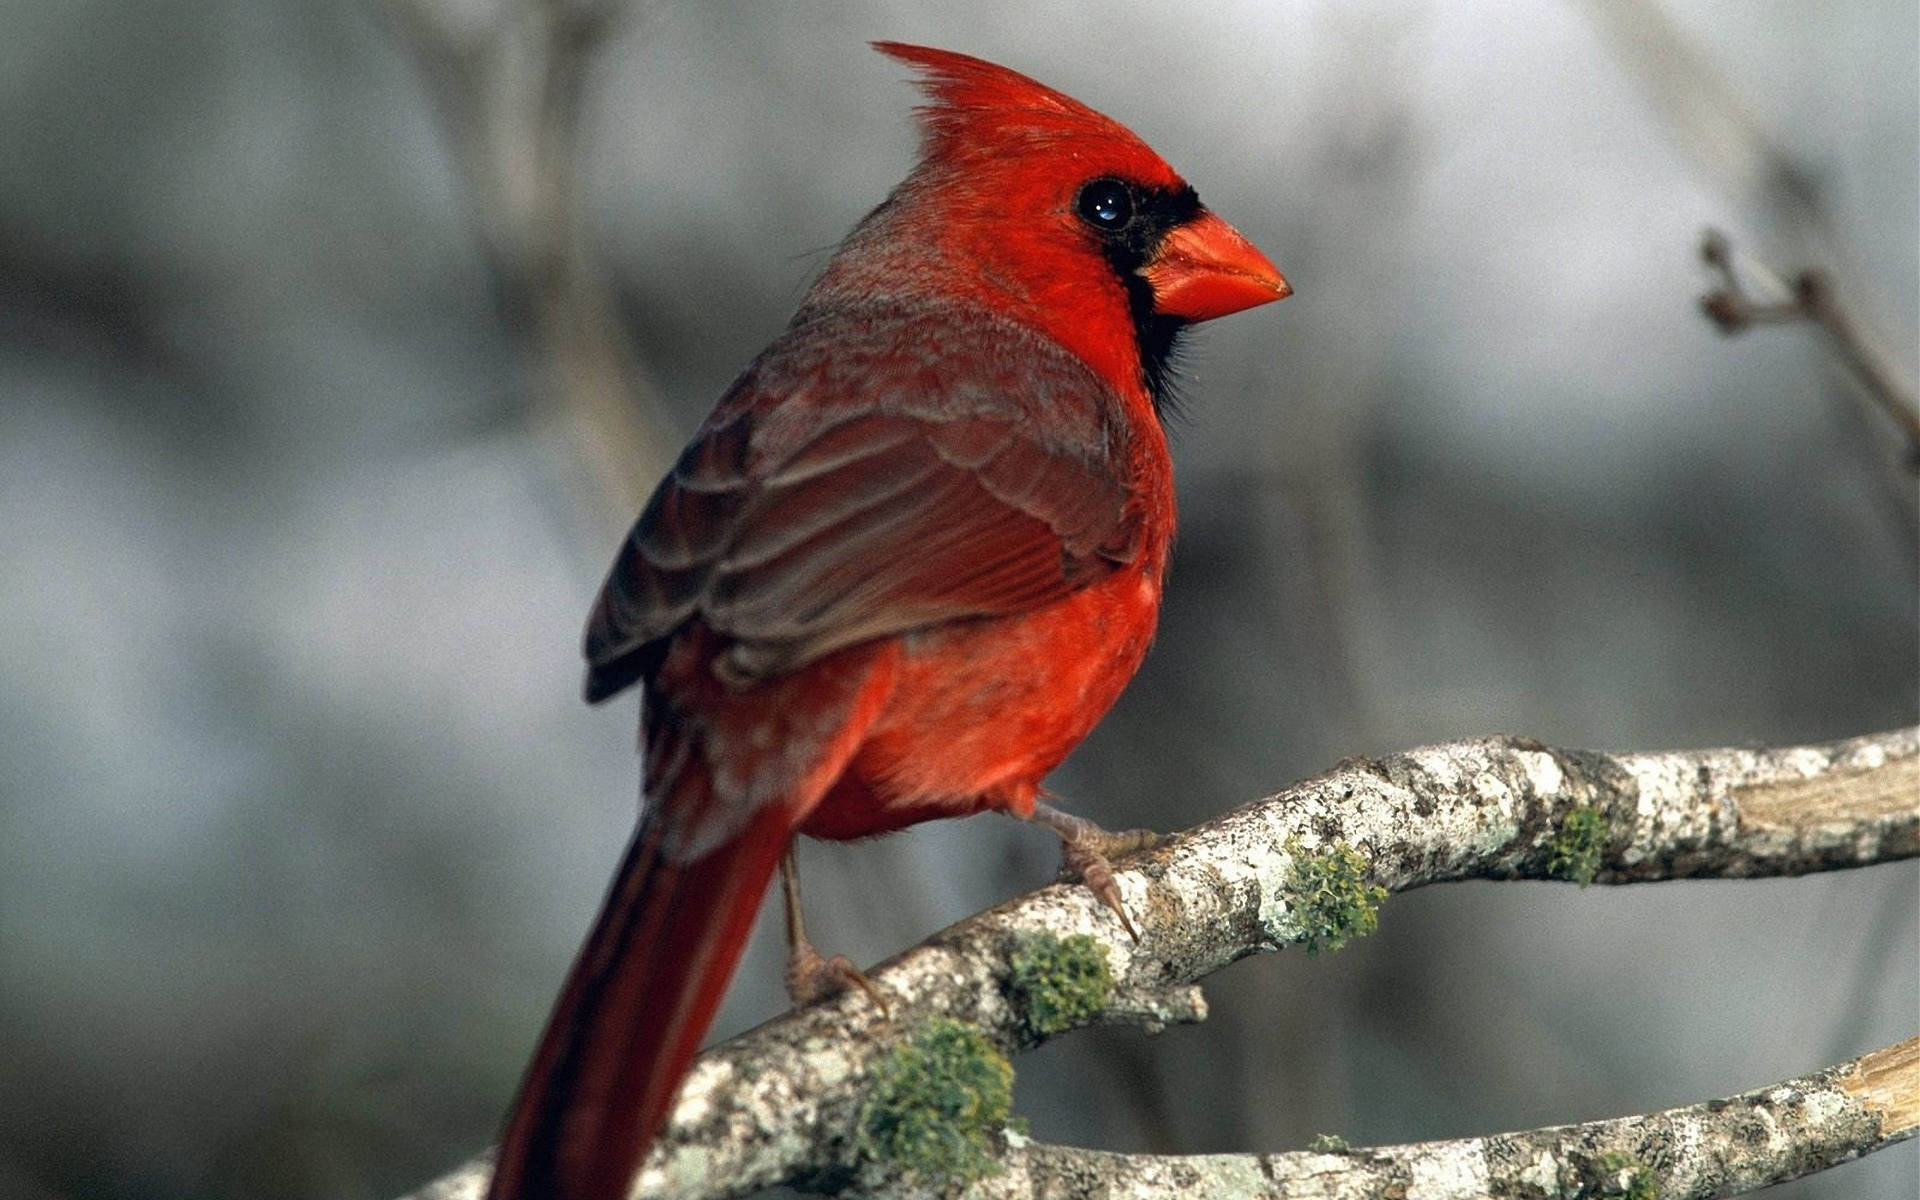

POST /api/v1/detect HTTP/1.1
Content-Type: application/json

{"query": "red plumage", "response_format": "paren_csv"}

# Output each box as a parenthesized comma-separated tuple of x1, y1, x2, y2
(486, 43, 1286, 1200)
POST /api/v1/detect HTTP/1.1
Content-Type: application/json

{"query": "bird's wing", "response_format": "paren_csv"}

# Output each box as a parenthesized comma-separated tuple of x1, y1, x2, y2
(582, 304, 1141, 703)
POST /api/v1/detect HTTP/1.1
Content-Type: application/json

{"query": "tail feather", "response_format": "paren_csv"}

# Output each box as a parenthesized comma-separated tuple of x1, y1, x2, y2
(486, 803, 797, 1200)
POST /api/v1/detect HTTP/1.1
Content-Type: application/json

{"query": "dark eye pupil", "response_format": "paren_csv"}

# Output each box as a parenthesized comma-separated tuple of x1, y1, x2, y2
(1076, 180, 1134, 231)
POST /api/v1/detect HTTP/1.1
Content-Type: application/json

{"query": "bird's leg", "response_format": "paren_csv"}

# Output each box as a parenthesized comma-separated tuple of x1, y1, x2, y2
(780, 845, 888, 1017)
(1027, 800, 1169, 941)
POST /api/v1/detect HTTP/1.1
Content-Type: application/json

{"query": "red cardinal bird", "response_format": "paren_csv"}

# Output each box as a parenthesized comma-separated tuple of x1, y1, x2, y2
(487, 42, 1287, 1200)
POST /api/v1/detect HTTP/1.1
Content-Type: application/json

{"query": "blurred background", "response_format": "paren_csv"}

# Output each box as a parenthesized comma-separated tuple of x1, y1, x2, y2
(1, 1, 1914, 1197)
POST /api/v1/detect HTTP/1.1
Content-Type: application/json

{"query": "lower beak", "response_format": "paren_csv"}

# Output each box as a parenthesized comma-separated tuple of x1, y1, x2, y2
(1143, 210, 1290, 322)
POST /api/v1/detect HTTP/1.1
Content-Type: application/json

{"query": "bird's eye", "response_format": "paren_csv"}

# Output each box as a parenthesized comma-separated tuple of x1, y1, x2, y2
(1075, 179, 1135, 232)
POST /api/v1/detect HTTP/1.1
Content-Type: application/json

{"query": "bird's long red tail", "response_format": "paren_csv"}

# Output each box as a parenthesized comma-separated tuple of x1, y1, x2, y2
(485, 803, 796, 1200)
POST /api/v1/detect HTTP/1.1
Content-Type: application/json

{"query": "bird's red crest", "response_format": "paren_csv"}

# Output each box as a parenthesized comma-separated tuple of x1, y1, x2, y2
(872, 41, 1173, 183)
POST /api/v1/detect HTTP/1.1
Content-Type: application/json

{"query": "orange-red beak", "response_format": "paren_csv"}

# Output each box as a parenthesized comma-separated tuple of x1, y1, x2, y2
(1143, 210, 1290, 322)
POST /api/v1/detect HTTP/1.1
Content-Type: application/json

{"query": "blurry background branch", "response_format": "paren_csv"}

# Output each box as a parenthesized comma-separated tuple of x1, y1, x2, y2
(1580, 0, 1920, 499)
(1700, 229, 1920, 470)
(403, 726, 1918, 1200)
(1576, 0, 1824, 230)
(383, 0, 671, 530)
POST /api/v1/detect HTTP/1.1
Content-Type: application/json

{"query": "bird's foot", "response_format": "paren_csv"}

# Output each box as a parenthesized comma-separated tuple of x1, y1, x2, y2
(779, 845, 887, 1017)
(785, 940, 889, 1017)
(1029, 801, 1169, 941)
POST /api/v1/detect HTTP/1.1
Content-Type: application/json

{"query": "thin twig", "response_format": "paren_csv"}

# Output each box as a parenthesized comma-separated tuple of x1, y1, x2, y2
(400, 727, 1918, 1200)
(1701, 229, 1920, 469)
(1577, 1, 1918, 474)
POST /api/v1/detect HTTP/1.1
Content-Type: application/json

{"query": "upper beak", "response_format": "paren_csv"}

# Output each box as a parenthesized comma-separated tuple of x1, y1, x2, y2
(1143, 210, 1290, 322)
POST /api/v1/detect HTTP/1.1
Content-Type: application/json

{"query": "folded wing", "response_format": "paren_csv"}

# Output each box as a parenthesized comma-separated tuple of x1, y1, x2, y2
(583, 304, 1141, 702)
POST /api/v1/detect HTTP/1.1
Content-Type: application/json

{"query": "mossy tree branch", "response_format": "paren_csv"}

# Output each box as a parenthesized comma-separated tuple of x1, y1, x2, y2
(402, 726, 1917, 1200)
(903, 1037, 1919, 1200)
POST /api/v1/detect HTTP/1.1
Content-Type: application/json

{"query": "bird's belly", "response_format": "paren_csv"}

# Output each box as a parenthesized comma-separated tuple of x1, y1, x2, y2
(797, 567, 1160, 840)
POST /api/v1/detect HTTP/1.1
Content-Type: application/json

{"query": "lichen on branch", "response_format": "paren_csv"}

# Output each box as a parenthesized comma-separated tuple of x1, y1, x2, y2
(1004, 931, 1112, 1039)
(1281, 837, 1387, 954)
(854, 1018, 1016, 1186)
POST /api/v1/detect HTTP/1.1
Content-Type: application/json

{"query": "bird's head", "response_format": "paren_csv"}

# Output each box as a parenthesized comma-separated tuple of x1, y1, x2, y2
(815, 42, 1289, 410)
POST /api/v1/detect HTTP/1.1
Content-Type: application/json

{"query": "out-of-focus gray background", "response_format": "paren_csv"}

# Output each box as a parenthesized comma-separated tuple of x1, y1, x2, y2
(2, 1, 1914, 1197)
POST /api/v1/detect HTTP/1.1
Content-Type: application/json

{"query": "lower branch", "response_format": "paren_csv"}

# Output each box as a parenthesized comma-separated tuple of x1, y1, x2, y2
(926, 1038, 1919, 1200)
(403, 726, 1917, 1200)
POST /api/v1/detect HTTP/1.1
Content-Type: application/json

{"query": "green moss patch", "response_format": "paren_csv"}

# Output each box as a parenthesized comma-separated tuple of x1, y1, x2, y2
(855, 1018, 1015, 1185)
(1005, 931, 1112, 1038)
(1592, 1150, 1656, 1199)
(1285, 837, 1387, 955)
(1549, 805, 1607, 887)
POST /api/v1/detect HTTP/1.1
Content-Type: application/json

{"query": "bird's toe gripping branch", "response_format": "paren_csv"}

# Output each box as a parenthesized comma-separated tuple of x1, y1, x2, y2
(784, 942, 891, 1018)
(1028, 801, 1170, 941)
(780, 846, 889, 1017)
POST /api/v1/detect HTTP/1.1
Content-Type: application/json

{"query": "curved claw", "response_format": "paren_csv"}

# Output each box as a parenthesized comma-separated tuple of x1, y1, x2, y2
(1028, 800, 1167, 942)
(786, 943, 890, 1018)
(1067, 845, 1139, 942)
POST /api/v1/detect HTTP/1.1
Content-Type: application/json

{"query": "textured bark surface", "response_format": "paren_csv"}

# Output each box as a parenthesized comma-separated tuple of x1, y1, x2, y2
(894, 1036, 1920, 1200)
(402, 726, 1918, 1200)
